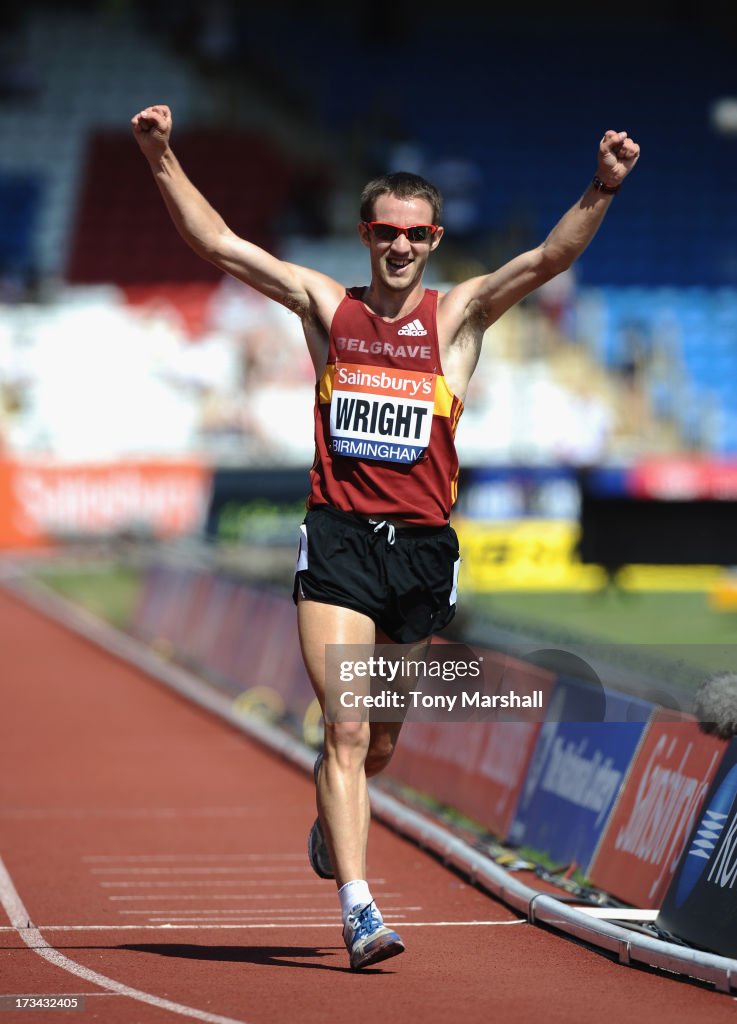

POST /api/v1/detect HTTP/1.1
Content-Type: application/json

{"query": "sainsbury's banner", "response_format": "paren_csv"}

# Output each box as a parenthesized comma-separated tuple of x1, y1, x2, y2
(657, 738, 737, 957)
(507, 676, 653, 872)
(631, 457, 737, 501)
(588, 711, 725, 908)
(584, 458, 737, 501)
(0, 458, 211, 547)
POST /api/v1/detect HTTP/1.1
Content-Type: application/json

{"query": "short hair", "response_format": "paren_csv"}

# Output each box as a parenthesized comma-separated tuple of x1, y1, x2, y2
(359, 171, 443, 224)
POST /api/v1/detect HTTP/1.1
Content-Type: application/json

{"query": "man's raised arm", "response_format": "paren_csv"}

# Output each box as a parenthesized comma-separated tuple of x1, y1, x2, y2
(130, 105, 335, 316)
(456, 129, 641, 328)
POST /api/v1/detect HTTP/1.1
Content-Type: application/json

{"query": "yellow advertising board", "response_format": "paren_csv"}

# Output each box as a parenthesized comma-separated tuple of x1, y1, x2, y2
(454, 518, 605, 591)
(454, 518, 723, 592)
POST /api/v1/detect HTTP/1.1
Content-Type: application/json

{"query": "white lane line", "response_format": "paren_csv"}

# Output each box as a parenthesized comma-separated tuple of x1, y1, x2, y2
(120, 917, 419, 925)
(118, 906, 421, 915)
(0, 854, 252, 1024)
(142, 921, 409, 929)
(108, 892, 403, 902)
(119, 909, 419, 917)
(84, 854, 306, 863)
(572, 907, 660, 922)
(91, 867, 314, 875)
(0, 920, 524, 933)
(98, 879, 386, 888)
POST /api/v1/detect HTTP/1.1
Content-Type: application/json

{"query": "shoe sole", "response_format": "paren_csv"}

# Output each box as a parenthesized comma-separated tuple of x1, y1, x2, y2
(308, 753, 335, 880)
(350, 933, 405, 970)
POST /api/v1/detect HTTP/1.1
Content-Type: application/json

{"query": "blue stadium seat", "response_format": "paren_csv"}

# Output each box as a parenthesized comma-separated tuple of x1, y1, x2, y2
(0, 174, 42, 274)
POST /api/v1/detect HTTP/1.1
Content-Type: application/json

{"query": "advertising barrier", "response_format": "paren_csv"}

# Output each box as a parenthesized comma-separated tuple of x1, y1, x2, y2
(580, 459, 737, 566)
(657, 737, 737, 957)
(132, 564, 315, 729)
(0, 458, 211, 548)
(204, 467, 307, 544)
(507, 676, 653, 872)
(387, 653, 556, 838)
(588, 711, 726, 908)
(454, 518, 606, 591)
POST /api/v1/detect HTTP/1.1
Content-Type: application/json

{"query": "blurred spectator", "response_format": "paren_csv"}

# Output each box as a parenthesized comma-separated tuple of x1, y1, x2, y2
(536, 266, 578, 338)
(614, 318, 652, 442)
(552, 375, 615, 467)
(200, 277, 315, 462)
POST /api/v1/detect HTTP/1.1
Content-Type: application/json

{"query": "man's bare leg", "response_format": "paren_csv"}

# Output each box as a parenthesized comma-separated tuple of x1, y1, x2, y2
(298, 599, 413, 968)
(299, 604, 431, 876)
(298, 598, 375, 884)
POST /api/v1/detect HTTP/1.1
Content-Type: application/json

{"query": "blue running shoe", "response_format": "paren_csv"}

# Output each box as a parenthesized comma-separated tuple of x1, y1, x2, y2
(307, 753, 334, 879)
(343, 902, 405, 970)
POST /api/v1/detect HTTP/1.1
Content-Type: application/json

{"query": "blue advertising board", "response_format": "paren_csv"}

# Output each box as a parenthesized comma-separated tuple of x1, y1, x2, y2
(657, 737, 737, 957)
(507, 675, 653, 871)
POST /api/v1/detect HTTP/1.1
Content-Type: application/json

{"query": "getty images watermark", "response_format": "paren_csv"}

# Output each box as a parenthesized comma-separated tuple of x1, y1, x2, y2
(324, 643, 548, 723)
(324, 642, 737, 726)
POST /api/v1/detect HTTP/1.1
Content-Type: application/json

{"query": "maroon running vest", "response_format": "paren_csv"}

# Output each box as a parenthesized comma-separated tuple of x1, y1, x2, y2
(307, 287, 463, 526)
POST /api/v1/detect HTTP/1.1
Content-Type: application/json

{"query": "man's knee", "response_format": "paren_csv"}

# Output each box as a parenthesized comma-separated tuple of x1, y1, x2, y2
(324, 719, 371, 767)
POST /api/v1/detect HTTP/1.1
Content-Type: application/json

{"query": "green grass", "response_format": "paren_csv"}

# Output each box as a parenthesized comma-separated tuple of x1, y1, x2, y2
(33, 563, 143, 631)
(468, 589, 737, 687)
(471, 590, 737, 645)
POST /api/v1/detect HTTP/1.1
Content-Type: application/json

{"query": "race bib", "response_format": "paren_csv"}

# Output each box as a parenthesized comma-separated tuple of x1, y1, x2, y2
(329, 363, 436, 464)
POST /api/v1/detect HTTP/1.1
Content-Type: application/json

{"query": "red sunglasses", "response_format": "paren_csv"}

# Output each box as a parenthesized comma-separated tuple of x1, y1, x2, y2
(364, 222, 438, 243)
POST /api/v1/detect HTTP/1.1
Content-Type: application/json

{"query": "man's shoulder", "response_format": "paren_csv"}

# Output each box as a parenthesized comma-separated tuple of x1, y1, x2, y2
(436, 278, 481, 322)
(293, 269, 348, 325)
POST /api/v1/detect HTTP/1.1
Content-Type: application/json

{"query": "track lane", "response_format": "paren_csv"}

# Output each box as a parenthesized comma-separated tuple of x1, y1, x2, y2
(1, 588, 735, 1023)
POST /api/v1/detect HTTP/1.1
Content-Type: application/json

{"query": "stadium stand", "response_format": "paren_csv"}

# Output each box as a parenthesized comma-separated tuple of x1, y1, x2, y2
(66, 130, 293, 283)
(0, 173, 41, 292)
(1, 3, 736, 458)
(0, 5, 206, 283)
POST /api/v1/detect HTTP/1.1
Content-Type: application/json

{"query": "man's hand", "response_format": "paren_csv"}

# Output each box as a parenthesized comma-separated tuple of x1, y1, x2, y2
(597, 130, 640, 189)
(131, 104, 172, 162)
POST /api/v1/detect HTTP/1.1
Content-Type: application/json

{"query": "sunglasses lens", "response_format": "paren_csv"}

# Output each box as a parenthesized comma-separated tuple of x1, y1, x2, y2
(371, 223, 399, 241)
(407, 226, 431, 242)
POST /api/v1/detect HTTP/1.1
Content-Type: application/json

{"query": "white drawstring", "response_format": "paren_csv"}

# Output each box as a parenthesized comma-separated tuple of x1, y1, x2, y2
(369, 519, 396, 545)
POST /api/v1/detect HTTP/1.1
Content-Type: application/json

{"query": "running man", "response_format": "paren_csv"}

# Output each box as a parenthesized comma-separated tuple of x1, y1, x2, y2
(131, 105, 640, 969)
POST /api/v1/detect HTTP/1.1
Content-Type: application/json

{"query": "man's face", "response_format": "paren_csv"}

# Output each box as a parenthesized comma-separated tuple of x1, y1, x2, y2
(358, 193, 443, 293)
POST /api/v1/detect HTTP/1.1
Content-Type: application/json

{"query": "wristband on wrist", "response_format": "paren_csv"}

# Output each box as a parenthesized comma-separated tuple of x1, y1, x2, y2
(592, 175, 620, 195)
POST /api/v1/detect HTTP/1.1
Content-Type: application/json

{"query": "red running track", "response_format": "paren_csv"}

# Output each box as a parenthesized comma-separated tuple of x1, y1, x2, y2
(0, 587, 734, 1024)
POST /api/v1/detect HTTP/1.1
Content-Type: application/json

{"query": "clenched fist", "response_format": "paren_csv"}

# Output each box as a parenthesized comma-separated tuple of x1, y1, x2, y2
(596, 130, 640, 190)
(131, 104, 173, 161)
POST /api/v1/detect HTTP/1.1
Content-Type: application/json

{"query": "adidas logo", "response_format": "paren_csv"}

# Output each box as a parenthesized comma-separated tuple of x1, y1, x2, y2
(397, 319, 427, 336)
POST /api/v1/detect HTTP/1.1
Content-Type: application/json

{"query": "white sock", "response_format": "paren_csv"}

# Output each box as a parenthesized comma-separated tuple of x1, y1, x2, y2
(338, 879, 374, 923)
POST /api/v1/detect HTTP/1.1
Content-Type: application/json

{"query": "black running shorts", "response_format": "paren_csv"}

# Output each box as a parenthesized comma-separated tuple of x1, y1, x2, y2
(293, 504, 460, 644)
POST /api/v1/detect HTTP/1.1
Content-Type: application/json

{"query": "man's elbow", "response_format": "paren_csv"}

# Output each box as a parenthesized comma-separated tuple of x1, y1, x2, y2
(539, 244, 576, 279)
(196, 230, 231, 266)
